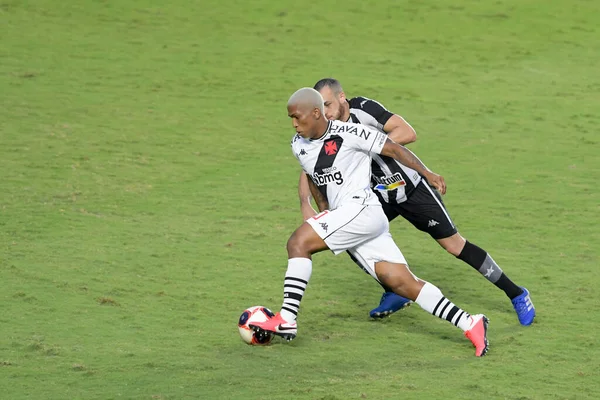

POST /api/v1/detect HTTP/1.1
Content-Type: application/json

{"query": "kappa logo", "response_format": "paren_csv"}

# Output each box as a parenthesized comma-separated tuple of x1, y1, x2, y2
(428, 219, 439, 227)
(298, 149, 307, 156)
(319, 222, 329, 232)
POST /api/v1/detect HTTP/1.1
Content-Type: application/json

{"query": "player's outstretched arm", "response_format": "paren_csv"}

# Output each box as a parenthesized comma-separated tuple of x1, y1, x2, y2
(383, 115, 417, 145)
(380, 138, 446, 194)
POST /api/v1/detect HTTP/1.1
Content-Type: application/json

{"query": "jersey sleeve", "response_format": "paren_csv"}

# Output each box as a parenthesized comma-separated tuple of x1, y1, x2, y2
(352, 97, 394, 126)
(290, 135, 307, 172)
(368, 130, 388, 154)
(343, 126, 388, 155)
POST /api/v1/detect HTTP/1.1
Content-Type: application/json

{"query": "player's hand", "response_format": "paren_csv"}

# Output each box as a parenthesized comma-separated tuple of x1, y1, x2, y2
(424, 171, 446, 195)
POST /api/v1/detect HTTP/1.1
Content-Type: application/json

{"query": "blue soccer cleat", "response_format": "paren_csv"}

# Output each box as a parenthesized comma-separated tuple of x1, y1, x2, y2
(369, 291, 412, 319)
(511, 287, 535, 326)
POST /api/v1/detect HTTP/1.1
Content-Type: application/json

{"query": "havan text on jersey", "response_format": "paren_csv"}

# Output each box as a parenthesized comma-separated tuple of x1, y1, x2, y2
(328, 123, 373, 140)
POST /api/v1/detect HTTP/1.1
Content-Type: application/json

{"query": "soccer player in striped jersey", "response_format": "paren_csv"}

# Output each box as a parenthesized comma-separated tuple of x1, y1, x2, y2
(298, 78, 534, 326)
(250, 87, 489, 356)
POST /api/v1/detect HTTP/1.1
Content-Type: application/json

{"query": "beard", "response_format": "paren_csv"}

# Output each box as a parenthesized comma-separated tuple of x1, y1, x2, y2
(329, 103, 345, 121)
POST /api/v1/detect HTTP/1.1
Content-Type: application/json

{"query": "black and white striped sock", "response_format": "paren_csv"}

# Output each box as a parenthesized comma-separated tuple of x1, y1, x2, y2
(415, 282, 473, 331)
(280, 257, 312, 323)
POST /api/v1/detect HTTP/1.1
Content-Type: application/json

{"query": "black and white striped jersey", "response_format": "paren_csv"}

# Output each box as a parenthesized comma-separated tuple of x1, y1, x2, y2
(348, 97, 422, 204)
(291, 120, 388, 210)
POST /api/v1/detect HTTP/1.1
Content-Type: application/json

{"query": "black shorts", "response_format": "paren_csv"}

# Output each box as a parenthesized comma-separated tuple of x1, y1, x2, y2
(380, 181, 457, 240)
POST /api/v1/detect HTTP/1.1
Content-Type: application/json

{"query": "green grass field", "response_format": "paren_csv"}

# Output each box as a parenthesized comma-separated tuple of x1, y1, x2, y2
(2, 0, 599, 399)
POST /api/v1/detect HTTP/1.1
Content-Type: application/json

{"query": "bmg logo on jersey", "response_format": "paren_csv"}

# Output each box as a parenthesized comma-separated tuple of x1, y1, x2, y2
(312, 169, 344, 186)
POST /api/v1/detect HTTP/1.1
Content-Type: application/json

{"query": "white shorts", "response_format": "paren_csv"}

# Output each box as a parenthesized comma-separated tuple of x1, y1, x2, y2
(306, 203, 407, 281)
(348, 232, 407, 281)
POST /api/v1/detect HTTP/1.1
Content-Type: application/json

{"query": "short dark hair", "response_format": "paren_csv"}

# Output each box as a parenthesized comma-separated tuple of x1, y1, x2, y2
(313, 78, 343, 94)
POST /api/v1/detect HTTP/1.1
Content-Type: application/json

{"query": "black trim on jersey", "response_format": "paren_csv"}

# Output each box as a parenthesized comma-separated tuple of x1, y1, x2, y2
(312, 134, 344, 200)
(349, 113, 360, 124)
(310, 121, 333, 141)
(348, 97, 394, 126)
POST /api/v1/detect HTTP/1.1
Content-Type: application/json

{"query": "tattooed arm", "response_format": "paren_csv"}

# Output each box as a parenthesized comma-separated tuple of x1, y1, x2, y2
(379, 138, 447, 194)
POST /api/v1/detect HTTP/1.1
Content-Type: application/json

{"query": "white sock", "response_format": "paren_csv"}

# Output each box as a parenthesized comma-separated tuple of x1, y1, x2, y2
(415, 282, 472, 331)
(280, 257, 312, 323)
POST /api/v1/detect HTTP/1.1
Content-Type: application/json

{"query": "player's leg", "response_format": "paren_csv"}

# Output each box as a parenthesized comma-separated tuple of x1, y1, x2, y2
(438, 232, 534, 325)
(400, 182, 535, 325)
(351, 234, 489, 357)
(367, 199, 412, 319)
(279, 222, 329, 323)
(251, 204, 386, 341)
(249, 221, 327, 341)
(437, 232, 524, 299)
(347, 251, 412, 319)
(377, 261, 489, 357)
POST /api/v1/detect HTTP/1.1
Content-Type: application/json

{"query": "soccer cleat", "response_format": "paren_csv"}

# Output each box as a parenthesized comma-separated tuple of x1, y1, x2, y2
(249, 312, 297, 342)
(511, 287, 535, 326)
(464, 314, 489, 357)
(369, 291, 412, 319)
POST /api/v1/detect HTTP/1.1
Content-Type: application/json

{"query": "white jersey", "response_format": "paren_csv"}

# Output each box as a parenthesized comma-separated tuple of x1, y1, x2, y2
(291, 120, 387, 210)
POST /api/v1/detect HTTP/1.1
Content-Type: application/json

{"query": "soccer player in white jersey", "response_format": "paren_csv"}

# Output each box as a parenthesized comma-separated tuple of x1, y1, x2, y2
(250, 88, 490, 356)
(295, 78, 535, 326)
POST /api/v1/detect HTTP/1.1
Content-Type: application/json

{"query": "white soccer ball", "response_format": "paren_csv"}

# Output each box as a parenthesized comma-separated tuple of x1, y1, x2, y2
(238, 306, 275, 345)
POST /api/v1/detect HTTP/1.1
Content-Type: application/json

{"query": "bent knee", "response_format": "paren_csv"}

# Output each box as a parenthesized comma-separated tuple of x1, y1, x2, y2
(389, 276, 421, 292)
(444, 244, 463, 257)
(387, 276, 423, 301)
(286, 231, 315, 257)
(440, 235, 466, 256)
(286, 235, 304, 255)
(377, 263, 419, 289)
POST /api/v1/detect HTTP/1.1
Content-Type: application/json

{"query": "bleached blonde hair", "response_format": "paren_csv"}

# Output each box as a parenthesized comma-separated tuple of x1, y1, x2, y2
(287, 87, 325, 115)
